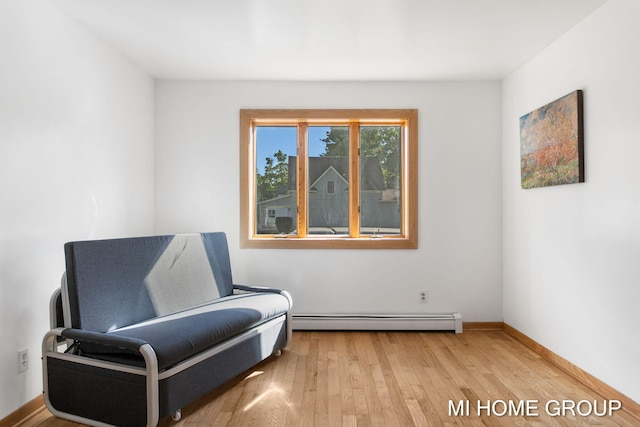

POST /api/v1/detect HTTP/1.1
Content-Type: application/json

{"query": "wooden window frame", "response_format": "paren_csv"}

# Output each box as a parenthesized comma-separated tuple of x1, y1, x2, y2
(240, 109, 418, 249)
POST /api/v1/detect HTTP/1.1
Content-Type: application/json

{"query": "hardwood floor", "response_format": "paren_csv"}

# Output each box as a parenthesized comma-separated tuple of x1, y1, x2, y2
(19, 331, 638, 426)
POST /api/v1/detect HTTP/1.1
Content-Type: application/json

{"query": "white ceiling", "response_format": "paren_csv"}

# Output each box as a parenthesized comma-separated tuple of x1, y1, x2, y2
(55, 0, 607, 81)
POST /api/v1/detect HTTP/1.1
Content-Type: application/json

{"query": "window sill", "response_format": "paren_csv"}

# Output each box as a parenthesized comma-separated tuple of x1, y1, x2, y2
(240, 235, 418, 249)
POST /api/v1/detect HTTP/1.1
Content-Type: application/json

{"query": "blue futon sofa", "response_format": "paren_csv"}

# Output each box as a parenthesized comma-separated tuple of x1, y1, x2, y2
(42, 232, 293, 426)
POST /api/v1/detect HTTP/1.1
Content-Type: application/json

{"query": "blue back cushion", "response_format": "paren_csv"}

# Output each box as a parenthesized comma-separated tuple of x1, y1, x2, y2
(64, 232, 234, 332)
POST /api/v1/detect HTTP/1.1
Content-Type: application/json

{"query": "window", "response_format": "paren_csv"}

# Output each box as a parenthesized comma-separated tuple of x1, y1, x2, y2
(240, 109, 418, 249)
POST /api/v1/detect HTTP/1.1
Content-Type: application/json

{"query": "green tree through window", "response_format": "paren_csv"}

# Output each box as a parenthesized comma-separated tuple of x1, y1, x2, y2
(256, 150, 289, 203)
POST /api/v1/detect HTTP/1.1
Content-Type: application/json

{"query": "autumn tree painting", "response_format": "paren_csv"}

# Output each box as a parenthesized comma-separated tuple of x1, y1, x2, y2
(520, 90, 584, 189)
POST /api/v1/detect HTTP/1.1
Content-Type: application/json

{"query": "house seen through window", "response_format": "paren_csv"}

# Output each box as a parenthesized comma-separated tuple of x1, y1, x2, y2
(240, 109, 418, 249)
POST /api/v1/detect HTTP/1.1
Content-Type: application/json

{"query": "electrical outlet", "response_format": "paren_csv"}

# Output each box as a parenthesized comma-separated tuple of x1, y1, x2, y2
(18, 348, 28, 373)
(419, 291, 428, 303)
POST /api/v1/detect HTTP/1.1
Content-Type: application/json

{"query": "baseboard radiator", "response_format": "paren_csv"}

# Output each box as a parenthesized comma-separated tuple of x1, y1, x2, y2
(292, 313, 463, 333)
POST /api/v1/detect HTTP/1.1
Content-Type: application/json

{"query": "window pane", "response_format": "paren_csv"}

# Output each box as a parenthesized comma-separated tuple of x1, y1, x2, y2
(359, 126, 402, 235)
(307, 126, 349, 235)
(255, 126, 297, 235)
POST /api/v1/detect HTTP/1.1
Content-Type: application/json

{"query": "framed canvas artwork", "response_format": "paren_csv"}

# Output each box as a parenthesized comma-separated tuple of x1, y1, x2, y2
(520, 90, 584, 189)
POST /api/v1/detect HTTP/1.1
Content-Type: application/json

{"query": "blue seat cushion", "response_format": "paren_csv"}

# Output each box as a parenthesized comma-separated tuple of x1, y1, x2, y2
(76, 293, 289, 371)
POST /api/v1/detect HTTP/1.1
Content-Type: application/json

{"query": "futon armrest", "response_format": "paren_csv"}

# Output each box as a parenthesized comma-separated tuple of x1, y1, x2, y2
(233, 284, 283, 294)
(233, 285, 293, 315)
(61, 328, 148, 353)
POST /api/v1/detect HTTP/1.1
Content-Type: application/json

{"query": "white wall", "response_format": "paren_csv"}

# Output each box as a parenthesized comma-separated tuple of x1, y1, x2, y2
(0, 0, 154, 418)
(155, 80, 503, 319)
(502, 0, 640, 405)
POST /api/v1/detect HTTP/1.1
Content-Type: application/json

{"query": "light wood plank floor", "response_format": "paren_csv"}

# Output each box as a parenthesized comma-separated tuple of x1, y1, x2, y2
(20, 331, 638, 426)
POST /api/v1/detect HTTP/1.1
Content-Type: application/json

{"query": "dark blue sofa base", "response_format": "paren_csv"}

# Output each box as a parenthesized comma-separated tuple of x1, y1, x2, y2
(45, 316, 287, 426)
(47, 357, 147, 427)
